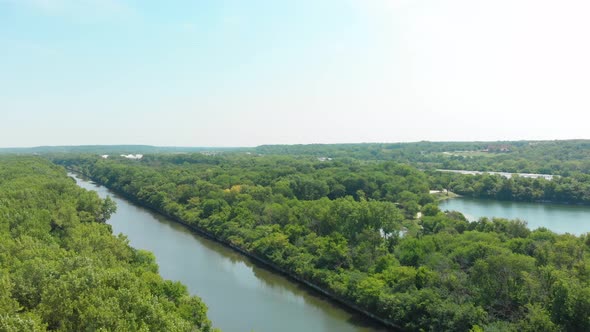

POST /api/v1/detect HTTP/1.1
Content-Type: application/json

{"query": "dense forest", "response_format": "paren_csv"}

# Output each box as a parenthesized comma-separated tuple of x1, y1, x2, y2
(54, 153, 590, 331)
(254, 140, 590, 175)
(0, 145, 235, 155)
(0, 157, 214, 331)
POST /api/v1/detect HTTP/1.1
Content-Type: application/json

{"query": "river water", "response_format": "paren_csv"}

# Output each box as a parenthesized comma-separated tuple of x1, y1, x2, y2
(70, 173, 386, 332)
(436, 169, 555, 180)
(439, 197, 590, 235)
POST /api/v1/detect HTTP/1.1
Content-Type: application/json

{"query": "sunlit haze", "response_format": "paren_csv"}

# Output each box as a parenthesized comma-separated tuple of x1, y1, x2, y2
(1, 0, 589, 147)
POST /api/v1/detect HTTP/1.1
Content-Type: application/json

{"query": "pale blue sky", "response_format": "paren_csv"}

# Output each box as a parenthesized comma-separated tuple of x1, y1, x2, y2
(1, 0, 589, 147)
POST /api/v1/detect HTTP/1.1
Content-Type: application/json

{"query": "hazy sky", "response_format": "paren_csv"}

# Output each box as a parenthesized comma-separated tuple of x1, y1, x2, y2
(1, 0, 589, 147)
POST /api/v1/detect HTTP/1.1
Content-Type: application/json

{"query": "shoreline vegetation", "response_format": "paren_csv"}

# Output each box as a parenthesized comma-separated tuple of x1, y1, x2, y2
(54, 154, 590, 331)
(429, 190, 460, 201)
(429, 170, 590, 206)
(0, 157, 215, 332)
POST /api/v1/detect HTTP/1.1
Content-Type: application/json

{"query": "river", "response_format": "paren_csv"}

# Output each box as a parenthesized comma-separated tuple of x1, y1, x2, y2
(436, 169, 555, 180)
(439, 197, 590, 235)
(70, 173, 386, 332)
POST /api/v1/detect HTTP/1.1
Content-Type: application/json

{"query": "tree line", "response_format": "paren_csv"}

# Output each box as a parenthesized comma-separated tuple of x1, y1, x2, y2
(430, 172, 590, 204)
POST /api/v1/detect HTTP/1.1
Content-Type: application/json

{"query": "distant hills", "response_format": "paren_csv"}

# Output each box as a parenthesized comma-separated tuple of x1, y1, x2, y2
(0, 145, 243, 154)
(2, 140, 590, 162)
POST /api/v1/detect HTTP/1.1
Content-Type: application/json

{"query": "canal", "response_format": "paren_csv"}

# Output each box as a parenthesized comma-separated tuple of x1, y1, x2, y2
(70, 173, 386, 332)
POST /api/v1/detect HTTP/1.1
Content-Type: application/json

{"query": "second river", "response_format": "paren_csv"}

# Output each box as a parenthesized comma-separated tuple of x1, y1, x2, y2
(439, 197, 590, 235)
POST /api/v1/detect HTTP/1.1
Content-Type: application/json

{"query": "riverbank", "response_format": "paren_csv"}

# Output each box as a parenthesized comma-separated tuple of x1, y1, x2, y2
(430, 189, 459, 201)
(68, 169, 400, 331)
(443, 194, 590, 207)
